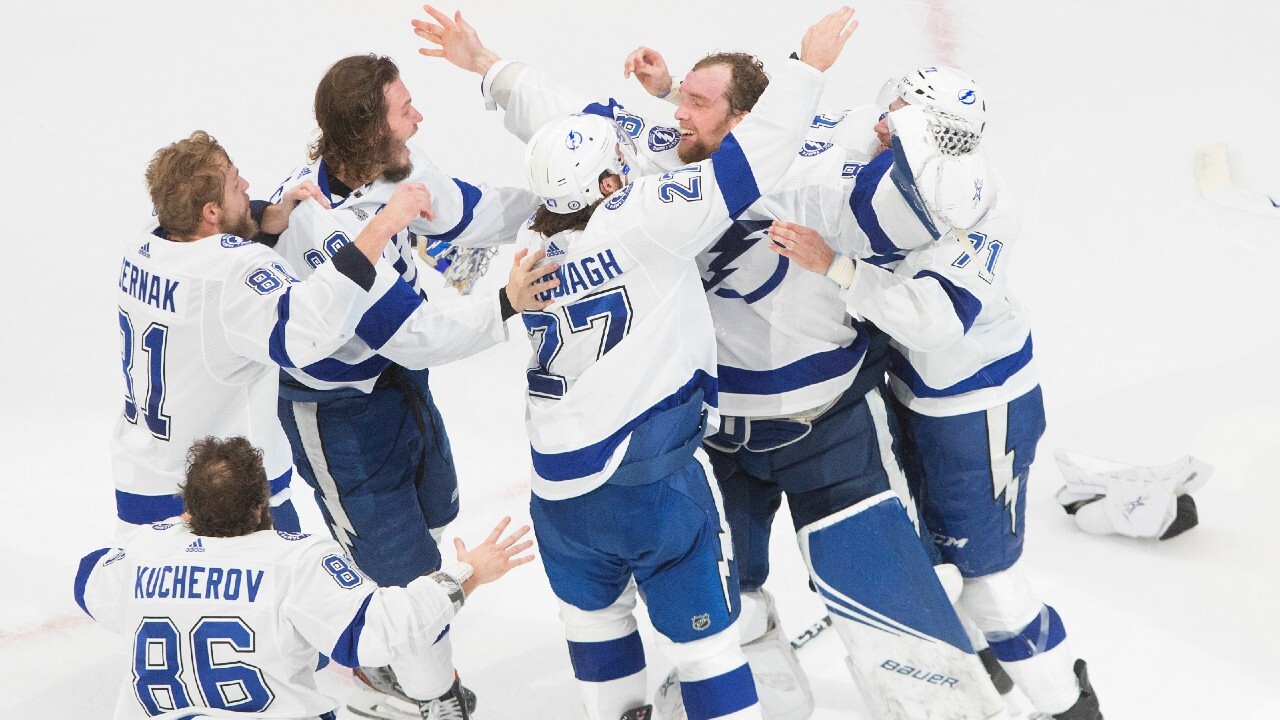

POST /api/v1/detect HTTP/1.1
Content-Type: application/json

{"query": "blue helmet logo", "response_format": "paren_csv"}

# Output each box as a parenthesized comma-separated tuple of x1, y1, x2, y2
(566, 130, 583, 149)
(958, 88, 977, 105)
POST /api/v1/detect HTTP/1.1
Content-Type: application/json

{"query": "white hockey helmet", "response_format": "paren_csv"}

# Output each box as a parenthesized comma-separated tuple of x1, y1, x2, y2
(525, 113, 638, 214)
(877, 65, 986, 135)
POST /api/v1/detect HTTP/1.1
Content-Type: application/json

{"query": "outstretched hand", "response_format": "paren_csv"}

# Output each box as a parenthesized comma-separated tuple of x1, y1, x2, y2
(766, 221, 837, 275)
(799, 6, 858, 73)
(623, 46, 673, 98)
(413, 4, 501, 76)
(454, 517, 535, 595)
(505, 248, 561, 313)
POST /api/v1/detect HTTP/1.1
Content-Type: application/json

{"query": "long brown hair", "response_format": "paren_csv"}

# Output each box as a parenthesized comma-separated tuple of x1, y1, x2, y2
(310, 54, 401, 185)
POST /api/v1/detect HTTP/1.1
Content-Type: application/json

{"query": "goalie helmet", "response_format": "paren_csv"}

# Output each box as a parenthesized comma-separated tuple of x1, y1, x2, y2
(877, 65, 986, 136)
(525, 113, 638, 214)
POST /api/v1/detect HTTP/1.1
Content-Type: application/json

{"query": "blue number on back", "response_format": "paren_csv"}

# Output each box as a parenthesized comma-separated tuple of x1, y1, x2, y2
(119, 310, 172, 440)
(657, 166, 704, 203)
(191, 618, 274, 711)
(951, 231, 1003, 284)
(133, 618, 193, 715)
(521, 287, 633, 399)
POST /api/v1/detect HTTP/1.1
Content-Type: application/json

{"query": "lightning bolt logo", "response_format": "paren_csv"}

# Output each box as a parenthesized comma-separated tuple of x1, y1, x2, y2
(986, 404, 1019, 533)
(700, 220, 772, 292)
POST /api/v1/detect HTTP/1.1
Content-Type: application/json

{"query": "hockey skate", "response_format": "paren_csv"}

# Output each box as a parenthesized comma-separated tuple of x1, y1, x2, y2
(1027, 660, 1102, 720)
(348, 666, 476, 720)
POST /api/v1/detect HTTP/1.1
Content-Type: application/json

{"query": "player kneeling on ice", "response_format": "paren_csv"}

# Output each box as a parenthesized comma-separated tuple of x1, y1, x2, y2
(74, 436, 533, 720)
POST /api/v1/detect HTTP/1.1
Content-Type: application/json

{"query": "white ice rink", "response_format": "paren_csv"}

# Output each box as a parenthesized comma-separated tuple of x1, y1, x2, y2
(2, 1, 1278, 717)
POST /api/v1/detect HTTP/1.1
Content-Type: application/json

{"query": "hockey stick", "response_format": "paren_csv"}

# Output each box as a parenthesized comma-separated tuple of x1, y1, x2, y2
(789, 615, 833, 650)
(1194, 143, 1280, 216)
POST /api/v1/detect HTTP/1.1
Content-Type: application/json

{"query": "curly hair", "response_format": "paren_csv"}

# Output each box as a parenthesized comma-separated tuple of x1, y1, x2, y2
(528, 200, 602, 237)
(180, 436, 272, 538)
(692, 52, 770, 115)
(144, 130, 229, 239)
(309, 54, 402, 186)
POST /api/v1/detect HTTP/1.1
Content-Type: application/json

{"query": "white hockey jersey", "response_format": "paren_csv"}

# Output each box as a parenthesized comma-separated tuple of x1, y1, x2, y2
(268, 145, 535, 395)
(779, 108, 1038, 416)
(74, 522, 459, 719)
(110, 216, 404, 526)
(506, 60, 825, 499)
(486, 67, 933, 418)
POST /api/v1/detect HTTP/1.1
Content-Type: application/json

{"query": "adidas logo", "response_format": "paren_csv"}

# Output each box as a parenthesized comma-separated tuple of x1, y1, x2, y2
(139, 242, 151, 258)
(185, 539, 205, 553)
(546, 241, 566, 258)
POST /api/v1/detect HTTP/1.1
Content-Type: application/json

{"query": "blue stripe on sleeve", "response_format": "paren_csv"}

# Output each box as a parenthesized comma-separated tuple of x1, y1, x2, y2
(890, 333, 1033, 398)
(914, 270, 982, 333)
(425, 179, 483, 243)
(355, 279, 423, 350)
(719, 333, 869, 396)
(73, 548, 111, 618)
(887, 135, 942, 240)
(115, 490, 183, 525)
(268, 468, 291, 497)
(711, 133, 762, 220)
(531, 371, 716, 482)
(849, 150, 915, 254)
(299, 353, 393, 384)
(566, 630, 645, 682)
(330, 592, 375, 668)
(268, 289, 296, 368)
(682, 663, 758, 719)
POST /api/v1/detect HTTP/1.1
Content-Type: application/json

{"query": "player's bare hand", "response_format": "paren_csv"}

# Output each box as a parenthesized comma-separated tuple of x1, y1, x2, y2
(282, 180, 331, 210)
(623, 46, 673, 98)
(414, 5, 501, 76)
(454, 517, 535, 594)
(767, 221, 836, 275)
(799, 6, 858, 73)
(382, 182, 436, 230)
(505, 248, 560, 312)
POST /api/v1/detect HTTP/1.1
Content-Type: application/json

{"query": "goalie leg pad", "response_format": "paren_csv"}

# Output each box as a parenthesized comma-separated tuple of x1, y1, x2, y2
(799, 492, 1004, 719)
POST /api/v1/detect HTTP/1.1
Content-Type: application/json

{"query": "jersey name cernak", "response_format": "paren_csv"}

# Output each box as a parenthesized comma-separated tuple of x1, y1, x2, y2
(534, 248, 624, 302)
(118, 258, 179, 313)
(133, 563, 265, 602)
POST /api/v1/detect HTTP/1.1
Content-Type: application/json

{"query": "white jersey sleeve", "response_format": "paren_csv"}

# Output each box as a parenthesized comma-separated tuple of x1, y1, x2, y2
(273, 201, 506, 384)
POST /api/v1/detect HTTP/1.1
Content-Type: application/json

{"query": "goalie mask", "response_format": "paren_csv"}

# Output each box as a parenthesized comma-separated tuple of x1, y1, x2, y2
(877, 65, 986, 136)
(525, 114, 638, 214)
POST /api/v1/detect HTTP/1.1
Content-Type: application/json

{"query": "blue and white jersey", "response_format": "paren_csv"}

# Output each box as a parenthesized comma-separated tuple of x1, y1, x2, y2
(74, 522, 459, 719)
(841, 173, 1037, 417)
(109, 217, 403, 526)
(487, 68, 935, 417)
(508, 60, 825, 500)
(270, 201, 509, 395)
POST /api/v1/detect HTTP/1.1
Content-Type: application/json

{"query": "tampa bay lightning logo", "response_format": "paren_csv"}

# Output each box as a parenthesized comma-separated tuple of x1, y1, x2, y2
(566, 130, 583, 150)
(958, 88, 977, 105)
(799, 141, 833, 157)
(220, 234, 253, 248)
(604, 183, 634, 210)
(702, 220, 789, 304)
(648, 125, 680, 152)
(276, 530, 311, 541)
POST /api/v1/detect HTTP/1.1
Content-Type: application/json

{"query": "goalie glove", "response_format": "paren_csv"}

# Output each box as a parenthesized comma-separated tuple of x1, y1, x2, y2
(416, 236, 498, 295)
(888, 104, 994, 232)
(1054, 450, 1212, 540)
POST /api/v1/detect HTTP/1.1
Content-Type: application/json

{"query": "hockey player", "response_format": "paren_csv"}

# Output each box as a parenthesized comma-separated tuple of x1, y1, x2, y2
(418, 6, 857, 718)
(416, 11, 1004, 716)
(76, 435, 533, 720)
(261, 54, 552, 719)
(110, 130, 435, 535)
(771, 67, 1104, 720)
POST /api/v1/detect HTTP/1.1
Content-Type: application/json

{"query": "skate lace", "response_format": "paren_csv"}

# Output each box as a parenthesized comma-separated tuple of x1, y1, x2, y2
(924, 107, 982, 156)
(421, 695, 467, 720)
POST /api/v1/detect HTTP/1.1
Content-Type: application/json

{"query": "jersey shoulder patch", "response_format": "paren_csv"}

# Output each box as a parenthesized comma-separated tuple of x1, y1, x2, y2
(648, 125, 681, 152)
(604, 183, 635, 210)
